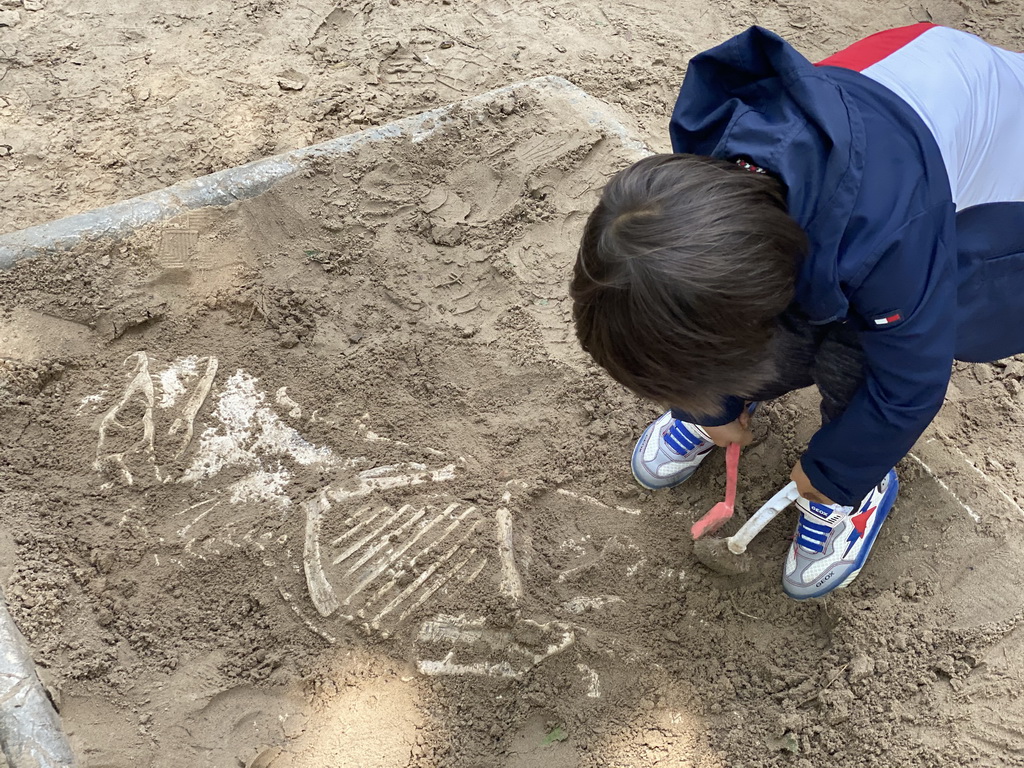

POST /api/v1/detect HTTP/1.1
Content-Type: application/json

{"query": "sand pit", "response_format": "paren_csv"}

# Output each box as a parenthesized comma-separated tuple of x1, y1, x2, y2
(3, 66, 1024, 768)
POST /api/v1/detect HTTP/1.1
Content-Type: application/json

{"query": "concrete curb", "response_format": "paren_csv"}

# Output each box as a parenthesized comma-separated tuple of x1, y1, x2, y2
(0, 76, 646, 270)
(0, 591, 77, 767)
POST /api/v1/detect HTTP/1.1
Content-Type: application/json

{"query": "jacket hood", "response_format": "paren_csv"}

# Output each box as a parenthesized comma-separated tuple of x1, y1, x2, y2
(669, 26, 865, 323)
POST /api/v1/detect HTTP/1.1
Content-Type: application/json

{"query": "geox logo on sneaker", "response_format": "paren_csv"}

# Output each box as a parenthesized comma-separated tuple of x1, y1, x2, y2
(807, 502, 834, 520)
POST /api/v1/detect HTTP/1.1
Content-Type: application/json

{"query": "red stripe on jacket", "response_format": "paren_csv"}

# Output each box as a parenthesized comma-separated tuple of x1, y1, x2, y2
(816, 23, 936, 71)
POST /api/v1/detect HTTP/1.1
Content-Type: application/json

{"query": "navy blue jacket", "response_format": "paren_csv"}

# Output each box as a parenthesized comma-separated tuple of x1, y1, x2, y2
(668, 27, 1024, 505)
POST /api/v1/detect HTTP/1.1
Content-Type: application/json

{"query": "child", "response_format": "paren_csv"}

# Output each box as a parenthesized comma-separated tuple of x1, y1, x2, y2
(570, 24, 1024, 599)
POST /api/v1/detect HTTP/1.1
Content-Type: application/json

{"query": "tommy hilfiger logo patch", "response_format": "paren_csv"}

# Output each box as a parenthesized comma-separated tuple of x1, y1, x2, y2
(873, 313, 902, 326)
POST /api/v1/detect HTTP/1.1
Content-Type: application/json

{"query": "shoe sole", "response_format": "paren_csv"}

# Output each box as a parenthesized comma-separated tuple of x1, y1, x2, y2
(630, 422, 711, 490)
(785, 472, 900, 600)
(631, 460, 699, 491)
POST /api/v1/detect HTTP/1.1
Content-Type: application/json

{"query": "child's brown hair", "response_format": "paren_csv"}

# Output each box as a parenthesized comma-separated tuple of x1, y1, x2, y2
(570, 153, 807, 418)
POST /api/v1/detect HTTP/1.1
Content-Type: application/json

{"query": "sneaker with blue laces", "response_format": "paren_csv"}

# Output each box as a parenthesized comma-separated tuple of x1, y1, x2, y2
(782, 469, 899, 600)
(631, 411, 715, 490)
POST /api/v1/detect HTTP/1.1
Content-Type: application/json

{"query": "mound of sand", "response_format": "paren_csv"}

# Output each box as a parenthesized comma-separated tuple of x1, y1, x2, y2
(2, 65, 1024, 768)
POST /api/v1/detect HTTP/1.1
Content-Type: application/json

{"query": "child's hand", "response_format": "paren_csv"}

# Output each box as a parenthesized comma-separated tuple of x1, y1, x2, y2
(703, 411, 753, 448)
(791, 460, 836, 505)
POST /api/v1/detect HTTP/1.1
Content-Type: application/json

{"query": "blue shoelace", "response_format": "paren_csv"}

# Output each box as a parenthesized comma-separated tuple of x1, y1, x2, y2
(664, 420, 706, 455)
(795, 516, 832, 553)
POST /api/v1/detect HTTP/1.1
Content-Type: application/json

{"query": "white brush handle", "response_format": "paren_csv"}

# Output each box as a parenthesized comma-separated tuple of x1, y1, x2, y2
(726, 481, 801, 555)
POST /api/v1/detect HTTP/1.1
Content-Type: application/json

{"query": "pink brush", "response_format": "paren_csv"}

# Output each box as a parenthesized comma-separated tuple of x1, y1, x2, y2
(691, 442, 740, 540)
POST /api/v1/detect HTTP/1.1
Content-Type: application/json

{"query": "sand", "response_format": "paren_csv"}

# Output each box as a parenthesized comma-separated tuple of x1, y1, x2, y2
(3, 1, 1024, 767)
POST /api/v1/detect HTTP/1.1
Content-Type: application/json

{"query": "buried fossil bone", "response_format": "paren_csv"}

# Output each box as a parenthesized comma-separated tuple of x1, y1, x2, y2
(93, 351, 157, 485)
(302, 492, 340, 618)
(169, 355, 218, 459)
(496, 490, 525, 602)
(415, 614, 575, 679)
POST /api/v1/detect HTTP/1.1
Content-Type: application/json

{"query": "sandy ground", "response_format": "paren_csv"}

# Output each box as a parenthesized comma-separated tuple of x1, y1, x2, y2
(3, 1, 1024, 767)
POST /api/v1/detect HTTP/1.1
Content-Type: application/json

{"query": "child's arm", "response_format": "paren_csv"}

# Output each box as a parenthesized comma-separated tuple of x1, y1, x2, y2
(704, 409, 755, 447)
(799, 205, 956, 506)
(671, 400, 753, 446)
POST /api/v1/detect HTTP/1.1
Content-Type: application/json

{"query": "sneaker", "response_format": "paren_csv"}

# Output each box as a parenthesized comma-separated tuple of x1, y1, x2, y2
(782, 469, 899, 600)
(631, 411, 715, 490)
